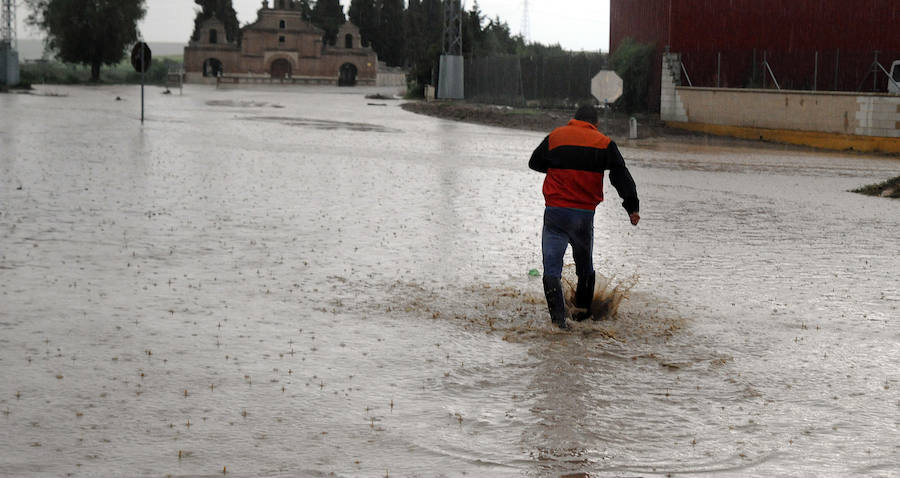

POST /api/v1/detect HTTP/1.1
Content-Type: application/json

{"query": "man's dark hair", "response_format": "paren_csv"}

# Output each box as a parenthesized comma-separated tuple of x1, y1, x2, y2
(574, 104, 598, 124)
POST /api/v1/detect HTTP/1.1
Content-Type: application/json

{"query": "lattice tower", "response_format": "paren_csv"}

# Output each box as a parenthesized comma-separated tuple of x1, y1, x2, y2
(521, 0, 531, 44)
(1, 0, 15, 50)
(442, 0, 462, 55)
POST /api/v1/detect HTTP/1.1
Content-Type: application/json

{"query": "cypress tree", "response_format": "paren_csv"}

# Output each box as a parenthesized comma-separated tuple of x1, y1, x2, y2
(482, 17, 519, 55)
(402, 0, 441, 86)
(296, 0, 313, 21)
(404, 0, 423, 64)
(421, 0, 443, 50)
(348, 0, 378, 48)
(191, 0, 241, 44)
(462, 0, 484, 57)
(376, 0, 405, 66)
(311, 0, 346, 46)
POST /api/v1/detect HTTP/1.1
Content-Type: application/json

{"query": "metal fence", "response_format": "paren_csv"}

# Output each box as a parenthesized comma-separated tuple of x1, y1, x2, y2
(679, 48, 900, 92)
(464, 53, 607, 107)
(462, 48, 900, 109)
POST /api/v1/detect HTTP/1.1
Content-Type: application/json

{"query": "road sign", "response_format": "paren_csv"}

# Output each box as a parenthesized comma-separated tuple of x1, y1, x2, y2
(131, 42, 151, 73)
(591, 70, 623, 104)
(131, 42, 151, 124)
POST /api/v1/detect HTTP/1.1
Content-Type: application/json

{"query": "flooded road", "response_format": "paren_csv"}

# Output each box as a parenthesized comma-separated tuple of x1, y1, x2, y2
(1, 85, 899, 477)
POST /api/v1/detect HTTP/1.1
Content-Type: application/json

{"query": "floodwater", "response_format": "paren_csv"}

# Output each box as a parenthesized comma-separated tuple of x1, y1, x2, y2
(1, 85, 899, 478)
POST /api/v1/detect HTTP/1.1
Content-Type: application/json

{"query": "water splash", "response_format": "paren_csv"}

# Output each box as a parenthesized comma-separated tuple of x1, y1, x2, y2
(561, 264, 638, 321)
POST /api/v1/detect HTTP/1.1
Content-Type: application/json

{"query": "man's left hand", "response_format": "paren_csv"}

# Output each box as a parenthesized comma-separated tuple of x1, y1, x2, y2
(629, 213, 640, 226)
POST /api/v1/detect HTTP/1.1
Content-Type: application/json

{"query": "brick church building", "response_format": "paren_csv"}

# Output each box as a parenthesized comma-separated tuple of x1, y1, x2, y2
(184, 0, 378, 86)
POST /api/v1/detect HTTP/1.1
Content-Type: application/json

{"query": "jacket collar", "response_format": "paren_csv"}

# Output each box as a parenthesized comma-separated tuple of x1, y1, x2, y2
(568, 119, 598, 130)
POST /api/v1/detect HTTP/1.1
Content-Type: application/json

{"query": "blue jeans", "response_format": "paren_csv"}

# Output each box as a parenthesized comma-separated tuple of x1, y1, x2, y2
(542, 206, 595, 279)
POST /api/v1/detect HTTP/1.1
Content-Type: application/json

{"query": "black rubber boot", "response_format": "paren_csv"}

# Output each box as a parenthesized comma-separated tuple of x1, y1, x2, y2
(572, 271, 596, 322)
(542, 276, 568, 330)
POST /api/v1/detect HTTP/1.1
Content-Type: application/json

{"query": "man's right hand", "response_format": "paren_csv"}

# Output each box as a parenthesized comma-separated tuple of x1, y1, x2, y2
(629, 213, 640, 226)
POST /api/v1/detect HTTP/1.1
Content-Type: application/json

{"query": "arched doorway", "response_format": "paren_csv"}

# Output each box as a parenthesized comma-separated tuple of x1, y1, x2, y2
(338, 63, 357, 86)
(203, 58, 223, 77)
(270, 59, 292, 79)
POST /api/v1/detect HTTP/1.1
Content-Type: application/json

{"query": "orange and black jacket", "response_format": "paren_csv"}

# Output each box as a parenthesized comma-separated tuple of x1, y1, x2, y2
(529, 119, 639, 214)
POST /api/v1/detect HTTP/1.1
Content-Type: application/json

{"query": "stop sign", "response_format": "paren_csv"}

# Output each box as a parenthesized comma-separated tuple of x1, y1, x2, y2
(131, 42, 152, 73)
(591, 70, 623, 104)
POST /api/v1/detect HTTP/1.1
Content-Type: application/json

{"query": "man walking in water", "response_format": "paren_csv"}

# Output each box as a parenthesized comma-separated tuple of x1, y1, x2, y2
(529, 104, 640, 329)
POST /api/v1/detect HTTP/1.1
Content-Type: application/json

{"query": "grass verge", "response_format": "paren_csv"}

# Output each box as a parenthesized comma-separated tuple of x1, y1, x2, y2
(19, 57, 183, 86)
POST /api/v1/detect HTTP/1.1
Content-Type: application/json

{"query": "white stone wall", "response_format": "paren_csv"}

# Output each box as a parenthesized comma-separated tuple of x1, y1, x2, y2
(660, 50, 900, 140)
(376, 71, 406, 87)
(856, 96, 900, 138)
(674, 87, 860, 134)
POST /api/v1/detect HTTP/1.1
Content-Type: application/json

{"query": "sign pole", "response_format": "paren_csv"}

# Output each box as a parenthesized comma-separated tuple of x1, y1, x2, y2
(604, 100, 609, 132)
(141, 44, 145, 124)
(132, 42, 151, 124)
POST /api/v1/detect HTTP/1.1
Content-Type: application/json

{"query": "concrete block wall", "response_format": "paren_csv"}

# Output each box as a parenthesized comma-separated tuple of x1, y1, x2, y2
(856, 96, 900, 138)
(660, 53, 687, 122)
(661, 61, 900, 143)
(674, 88, 861, 134)
(660, 58, 900, 151)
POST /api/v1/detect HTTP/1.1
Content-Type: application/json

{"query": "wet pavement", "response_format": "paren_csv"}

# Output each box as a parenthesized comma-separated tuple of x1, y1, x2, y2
(1, 84, 899, 477)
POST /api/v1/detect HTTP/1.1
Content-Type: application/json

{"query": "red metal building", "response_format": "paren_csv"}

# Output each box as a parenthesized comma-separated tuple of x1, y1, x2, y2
(611, 0, 900, 111)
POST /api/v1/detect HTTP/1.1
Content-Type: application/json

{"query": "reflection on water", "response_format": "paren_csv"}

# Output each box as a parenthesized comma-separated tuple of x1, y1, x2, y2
(206, 99, 284, 108)
(1, 84, 899, 477)
(245, 115, 403, 133)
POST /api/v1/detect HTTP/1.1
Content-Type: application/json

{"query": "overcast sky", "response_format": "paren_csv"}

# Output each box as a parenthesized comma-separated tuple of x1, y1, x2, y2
(18, 0, 611, 52)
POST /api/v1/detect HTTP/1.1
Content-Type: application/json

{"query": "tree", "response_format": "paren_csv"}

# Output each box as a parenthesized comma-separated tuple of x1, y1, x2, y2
(192, 0, 241, 45)
(348, 0, 377, 48)
(26, 0, 146, 81)
(405, 0, 442, 87)
(403, 0, 425, 83)
(311, 0, 345, 46)
(517, 41, 566, 57)
(296, 0, 313, 21)
(480, 17, 519, 56)
(461, 1, 485, 57)
(609, 37, 655, 112)
(376, 0, 405, 66)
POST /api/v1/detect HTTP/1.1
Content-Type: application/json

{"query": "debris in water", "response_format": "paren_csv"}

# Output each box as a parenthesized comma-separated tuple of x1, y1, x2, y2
(852, 175, 900, 198)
